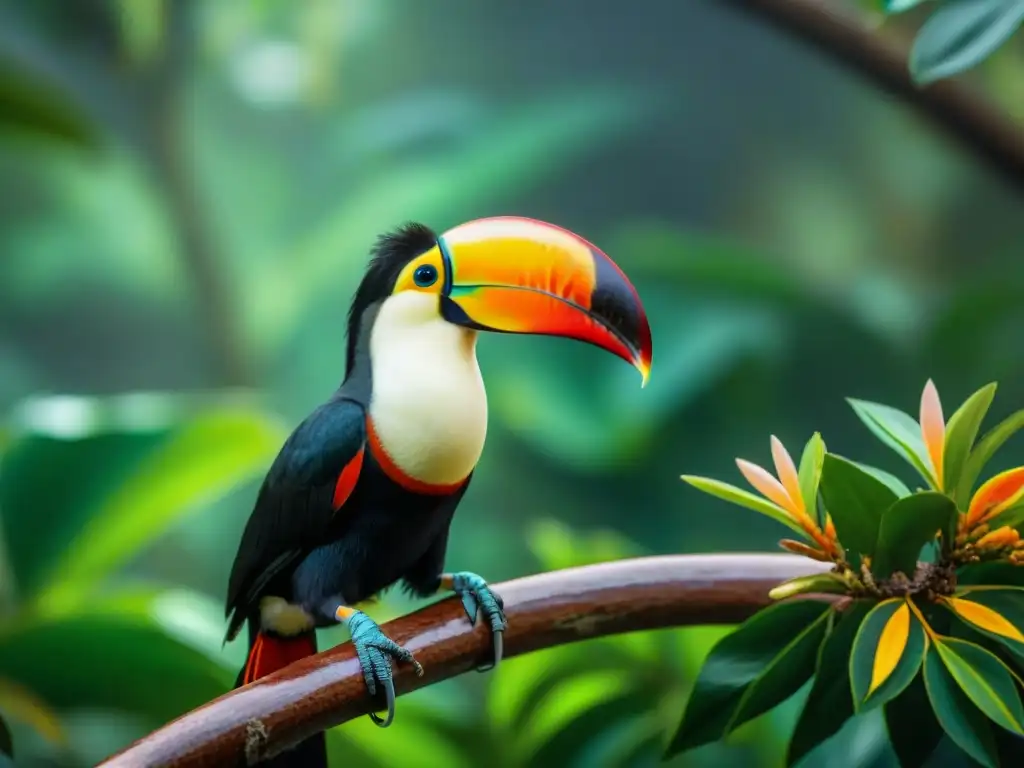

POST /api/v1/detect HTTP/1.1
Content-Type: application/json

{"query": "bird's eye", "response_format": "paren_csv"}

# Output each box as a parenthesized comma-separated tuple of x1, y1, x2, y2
(413, 264, 438, 287)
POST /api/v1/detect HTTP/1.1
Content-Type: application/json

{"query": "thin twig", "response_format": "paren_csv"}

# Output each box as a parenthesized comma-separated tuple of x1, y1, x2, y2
(99, 554, 830, 767)
(720, 0, 1024, 195)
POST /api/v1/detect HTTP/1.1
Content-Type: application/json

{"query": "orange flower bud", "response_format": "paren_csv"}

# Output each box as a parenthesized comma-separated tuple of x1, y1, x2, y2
(975, 526, 1021, 551)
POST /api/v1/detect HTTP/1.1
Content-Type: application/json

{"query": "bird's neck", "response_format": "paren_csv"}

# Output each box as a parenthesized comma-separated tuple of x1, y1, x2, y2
(365, 293, 489, 488)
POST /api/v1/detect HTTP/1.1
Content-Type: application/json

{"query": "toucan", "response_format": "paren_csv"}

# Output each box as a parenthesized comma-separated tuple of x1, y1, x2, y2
(224, 216, 652, 767)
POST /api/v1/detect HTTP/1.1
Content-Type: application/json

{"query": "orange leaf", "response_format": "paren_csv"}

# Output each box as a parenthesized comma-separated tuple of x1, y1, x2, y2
(779, 538, 832, 562)
(869, 601, 910, 695)
(771, 436, 805, 515)
(736, 459, 796, 515)
(946, 597, 1024, 643)
(967, 466, 1024, 526)
(976, 526, 1021, 550)
(920, 379, 945, 489)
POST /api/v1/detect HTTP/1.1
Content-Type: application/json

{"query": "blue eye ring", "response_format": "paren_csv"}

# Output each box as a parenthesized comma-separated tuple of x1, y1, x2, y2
(413, 263, 438, 287)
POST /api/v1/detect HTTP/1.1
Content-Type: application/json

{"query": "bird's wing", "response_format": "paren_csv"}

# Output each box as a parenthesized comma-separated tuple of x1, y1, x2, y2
(224, 396, 367, 639)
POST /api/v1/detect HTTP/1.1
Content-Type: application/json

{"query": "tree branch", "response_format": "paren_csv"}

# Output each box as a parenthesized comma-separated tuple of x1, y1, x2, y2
(145, 0, 253, 386)
(721, 0, 1024, 194)
(99, 553, 830, 767)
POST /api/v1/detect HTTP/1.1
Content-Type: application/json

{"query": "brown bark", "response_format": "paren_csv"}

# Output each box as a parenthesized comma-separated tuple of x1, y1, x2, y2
(721, 0, 1024, 194)
(99, 553, 830, 767)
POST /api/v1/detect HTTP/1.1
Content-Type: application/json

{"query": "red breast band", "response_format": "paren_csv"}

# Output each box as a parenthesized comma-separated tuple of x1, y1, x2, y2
(365, 417, 466, 496)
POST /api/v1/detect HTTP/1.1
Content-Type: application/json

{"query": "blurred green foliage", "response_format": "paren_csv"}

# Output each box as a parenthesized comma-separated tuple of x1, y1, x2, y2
(876, 0, 1024, 85)
(0, 0, 1021, 766)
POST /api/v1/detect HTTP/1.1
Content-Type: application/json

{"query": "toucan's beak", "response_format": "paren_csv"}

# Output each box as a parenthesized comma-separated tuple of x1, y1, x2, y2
(438, 216, 653, 385)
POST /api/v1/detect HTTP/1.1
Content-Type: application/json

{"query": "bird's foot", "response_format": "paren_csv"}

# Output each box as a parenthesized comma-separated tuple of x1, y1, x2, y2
(338, 608, 423, 727)
(443, 571, 507, 672)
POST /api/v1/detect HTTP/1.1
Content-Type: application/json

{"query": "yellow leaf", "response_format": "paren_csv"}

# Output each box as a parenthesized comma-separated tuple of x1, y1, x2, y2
(869, 602, 911, 695)
(947, 597, 1024, 643)
(0, 678, 65, 745)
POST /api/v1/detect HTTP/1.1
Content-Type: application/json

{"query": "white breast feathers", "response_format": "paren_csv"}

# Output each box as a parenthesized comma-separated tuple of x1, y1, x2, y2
(367, 291, 489, 486)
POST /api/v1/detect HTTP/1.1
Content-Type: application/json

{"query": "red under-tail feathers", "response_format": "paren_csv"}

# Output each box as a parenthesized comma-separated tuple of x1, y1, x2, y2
(236, 630, 326, 767)
(237, 630, 318, 687)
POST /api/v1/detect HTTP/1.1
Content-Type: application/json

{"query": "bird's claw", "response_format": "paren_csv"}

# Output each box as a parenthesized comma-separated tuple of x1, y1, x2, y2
(449, 571, 507, 672)
(347, 611, 422, 728)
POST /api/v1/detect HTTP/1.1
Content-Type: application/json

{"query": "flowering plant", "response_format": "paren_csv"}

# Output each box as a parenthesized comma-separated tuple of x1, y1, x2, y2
(667, 381, 1024, 768)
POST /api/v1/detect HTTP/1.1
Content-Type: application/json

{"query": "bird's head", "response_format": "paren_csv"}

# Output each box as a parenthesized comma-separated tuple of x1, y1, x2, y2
(345, 216, 653, 384)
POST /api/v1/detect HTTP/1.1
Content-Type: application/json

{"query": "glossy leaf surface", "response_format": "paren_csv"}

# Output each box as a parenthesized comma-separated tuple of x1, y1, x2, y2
(788, 601, 871, 766)
(819, 453, 896, 558)
(958, 409, 1024, 502)
(934, 637, 1024, 735)
(943, 383, 997, 498)
(910, 0, 1024, 85)
(847, 399, 934, 485)
(665, 599, 831, 757)
(850, 599, 927, 711)
(680, 475, 808, 537)
(872, 492, 958, 578)
(884, 673, 943, 768)
(923, 643, 1001, 768)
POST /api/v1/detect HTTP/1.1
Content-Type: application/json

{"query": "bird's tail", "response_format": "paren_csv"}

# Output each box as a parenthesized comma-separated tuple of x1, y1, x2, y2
(235, 624, 326, 768)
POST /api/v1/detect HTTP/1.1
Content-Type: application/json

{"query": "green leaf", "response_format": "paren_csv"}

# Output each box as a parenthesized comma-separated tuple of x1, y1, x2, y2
(726, 605, 832, 730)
(934, 636, 1024, 734)
(958, 409, 1024, 503)
(768, 572, 849, 601)
(0, 393, 285, 603)
(819, 454, 897, 559)
(0, 54, 97, 149)
(797, 433, 826, 514)
(854, 462, 913, 498)
(487, 645, 581, 734)
(909, 0, 1024, 85)
(680, 476, 808, 537)
(847, 398, 935, 486)
(872, 492, 958, 578)
(0, 587, 237, 724)
(516, 670, 633, 760)
(36, 408, 285, 607)
(944, 590, 1024, 663)
(959, 561, 1024, 588)
(787, 602, 871, 766)
(884, 673, 943, 768)
(944, 383, 998, 499)
(850, 599, 927, 711)
(923, 643, 1000, 768)
(664, 599, 831, 758)
(332, 699, 474, 768)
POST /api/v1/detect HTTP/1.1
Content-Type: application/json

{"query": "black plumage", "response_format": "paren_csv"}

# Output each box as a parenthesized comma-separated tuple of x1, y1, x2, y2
(224, 222, 461, 645)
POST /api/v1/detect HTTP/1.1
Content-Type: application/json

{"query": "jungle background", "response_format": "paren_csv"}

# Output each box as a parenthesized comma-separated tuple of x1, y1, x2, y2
(0, 0, 1022, 766)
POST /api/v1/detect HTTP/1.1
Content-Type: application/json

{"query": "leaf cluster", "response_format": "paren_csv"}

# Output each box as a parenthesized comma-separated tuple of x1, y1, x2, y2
(666, 589, 1024, 767)
(0, 392, 286, 763)
(675, 381, 1024, 765)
